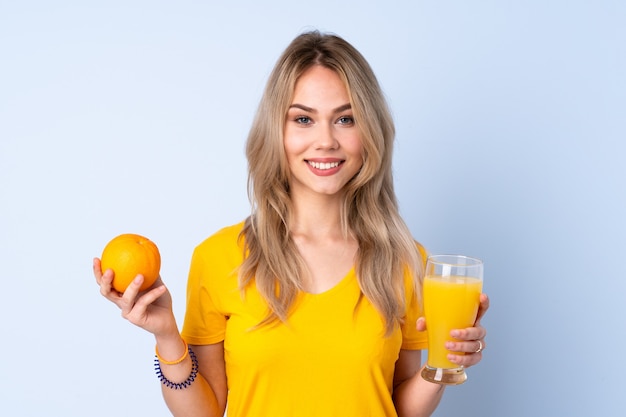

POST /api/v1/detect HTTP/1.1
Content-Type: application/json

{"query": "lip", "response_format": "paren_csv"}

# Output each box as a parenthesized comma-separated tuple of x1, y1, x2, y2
(306, 157, 343, 163)
(305, 158, 344, 176)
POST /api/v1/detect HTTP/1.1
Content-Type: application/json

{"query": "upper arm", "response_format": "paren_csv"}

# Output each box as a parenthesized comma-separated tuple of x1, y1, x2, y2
(192, 342, 228, 413)
(394, 349, 422, 389)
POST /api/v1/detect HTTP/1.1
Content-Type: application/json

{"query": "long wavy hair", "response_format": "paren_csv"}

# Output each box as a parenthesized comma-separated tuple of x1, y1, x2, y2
(239, 30, 423, 335)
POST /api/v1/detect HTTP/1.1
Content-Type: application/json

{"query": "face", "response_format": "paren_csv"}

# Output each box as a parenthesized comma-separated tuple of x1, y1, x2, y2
(283, 65, 363, 199)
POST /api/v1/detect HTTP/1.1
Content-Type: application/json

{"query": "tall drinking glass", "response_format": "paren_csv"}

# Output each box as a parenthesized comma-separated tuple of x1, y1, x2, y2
(421, 254, 483, 385)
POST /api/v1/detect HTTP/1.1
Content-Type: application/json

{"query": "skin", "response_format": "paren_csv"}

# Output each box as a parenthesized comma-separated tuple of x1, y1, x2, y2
(94, 262, 227, 416)
(283, 65, 363, 293)
(93, 64, 490, 417)
(393, 294, 489, 417)
(284, 66, 363, 202)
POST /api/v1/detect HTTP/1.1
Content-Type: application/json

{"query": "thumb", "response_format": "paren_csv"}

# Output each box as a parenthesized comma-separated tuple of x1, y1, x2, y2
(416, 317, 427, 331)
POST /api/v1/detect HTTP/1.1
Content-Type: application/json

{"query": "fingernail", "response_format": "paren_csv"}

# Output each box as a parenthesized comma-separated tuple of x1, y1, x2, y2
(450, 330, 459, 337)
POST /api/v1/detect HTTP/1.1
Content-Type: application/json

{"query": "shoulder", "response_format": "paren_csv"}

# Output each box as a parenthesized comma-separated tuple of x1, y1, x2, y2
(196, 221, 245, 250)
(415, 240, 428, 266)
(402, 240, 428, 297)
(193, 221, 246, 265)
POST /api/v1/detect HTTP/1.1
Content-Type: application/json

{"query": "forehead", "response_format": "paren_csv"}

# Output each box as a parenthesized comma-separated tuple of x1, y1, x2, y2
(291, 65, 349, 105)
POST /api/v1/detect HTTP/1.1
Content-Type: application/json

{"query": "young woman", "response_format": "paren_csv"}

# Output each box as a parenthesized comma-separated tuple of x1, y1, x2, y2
(94, 31, 489, 417)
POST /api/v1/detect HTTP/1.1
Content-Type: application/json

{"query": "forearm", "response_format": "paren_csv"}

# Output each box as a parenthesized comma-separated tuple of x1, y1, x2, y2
(156, 334, 224, 417)
(162, 370, 222, 417)
(393, 365, 446, 417)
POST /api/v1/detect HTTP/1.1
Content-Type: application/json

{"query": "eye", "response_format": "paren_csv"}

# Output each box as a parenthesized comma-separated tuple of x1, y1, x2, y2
(295, 116, 311, 124)
(337, 116, 354, 125)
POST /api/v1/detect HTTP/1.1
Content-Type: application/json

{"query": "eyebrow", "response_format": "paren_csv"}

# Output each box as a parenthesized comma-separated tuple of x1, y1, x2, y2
(288, 103, 352, 113)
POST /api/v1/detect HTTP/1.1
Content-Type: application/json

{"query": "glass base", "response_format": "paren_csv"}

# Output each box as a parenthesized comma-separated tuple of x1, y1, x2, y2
(421, 365, 467, 385)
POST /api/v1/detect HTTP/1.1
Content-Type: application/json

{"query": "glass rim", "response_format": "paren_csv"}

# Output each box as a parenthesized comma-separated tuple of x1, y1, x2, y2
(426, 254, 483, 267)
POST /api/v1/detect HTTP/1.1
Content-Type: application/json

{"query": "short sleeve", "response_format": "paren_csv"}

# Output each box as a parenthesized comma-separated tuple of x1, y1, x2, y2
(181, 223, 245, 345)
(180, 245, 228, 345)
(400, 242, 428, 350)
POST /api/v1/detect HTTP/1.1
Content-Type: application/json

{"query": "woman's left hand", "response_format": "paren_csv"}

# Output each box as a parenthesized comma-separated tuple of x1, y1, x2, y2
(416, 293, 490, 368)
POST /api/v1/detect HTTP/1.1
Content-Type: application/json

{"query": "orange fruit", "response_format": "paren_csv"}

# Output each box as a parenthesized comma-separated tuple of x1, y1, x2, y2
(100, 233, 161, 293)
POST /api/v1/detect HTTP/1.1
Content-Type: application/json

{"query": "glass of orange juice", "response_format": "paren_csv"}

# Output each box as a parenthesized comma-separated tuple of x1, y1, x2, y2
(421, 254, 483, 385)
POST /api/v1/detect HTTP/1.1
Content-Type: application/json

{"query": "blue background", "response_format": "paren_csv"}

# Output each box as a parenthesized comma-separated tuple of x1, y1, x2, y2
(1, 1, 624, 416)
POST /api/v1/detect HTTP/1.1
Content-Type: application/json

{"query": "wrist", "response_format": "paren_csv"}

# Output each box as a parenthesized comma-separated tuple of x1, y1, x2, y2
(418, 365, 448, 391)
(154, 333, 186, 363)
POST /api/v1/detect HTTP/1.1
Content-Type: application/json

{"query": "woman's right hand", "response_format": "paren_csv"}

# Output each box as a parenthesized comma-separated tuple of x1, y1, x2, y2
(93, 257, 179, 337)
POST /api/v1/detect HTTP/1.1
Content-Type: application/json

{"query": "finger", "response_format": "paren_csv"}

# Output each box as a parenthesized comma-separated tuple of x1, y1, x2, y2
(93, 258, 103, 281)
(119, 275, 144, 318)
(447, 350, 483, 368)
(445, 339, 486, 355)
(121, 285, 168, 327)
(416, 317, 427, 332)
(450, 326, 487, 344)
(141, 275, 164, 292)
(450, 326, 487, 341)
(475, 293, 490, 322)
(133, 285, 167, 311)
(446, 339, 486, 368)
(152, 275, 165, 288)
(98, 268, 121, 300)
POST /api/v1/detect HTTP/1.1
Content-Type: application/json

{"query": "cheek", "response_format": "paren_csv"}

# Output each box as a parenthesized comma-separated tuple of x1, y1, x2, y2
(345, 135, 364, 161)
(283, 133, 308, 158)
(346, 136, 365, 173)
(282, 139, 295, 160)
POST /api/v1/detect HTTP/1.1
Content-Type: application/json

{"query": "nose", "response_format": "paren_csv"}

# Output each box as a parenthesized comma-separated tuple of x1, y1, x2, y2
(315, 124, 339, 150)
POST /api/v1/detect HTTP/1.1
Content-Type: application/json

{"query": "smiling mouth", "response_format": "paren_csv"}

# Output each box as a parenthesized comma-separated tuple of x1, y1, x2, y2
(307, 161, 342, 170)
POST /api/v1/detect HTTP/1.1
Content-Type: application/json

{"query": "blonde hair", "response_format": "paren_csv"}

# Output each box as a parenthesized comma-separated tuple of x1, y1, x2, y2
(240, 31, 423, 335)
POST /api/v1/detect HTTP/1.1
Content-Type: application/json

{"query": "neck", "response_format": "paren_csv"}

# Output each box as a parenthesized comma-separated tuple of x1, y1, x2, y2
(289, 190, 347, 238)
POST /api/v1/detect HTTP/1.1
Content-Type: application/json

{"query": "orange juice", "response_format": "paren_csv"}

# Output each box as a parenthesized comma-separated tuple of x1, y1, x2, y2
(423, 275, 482, 369)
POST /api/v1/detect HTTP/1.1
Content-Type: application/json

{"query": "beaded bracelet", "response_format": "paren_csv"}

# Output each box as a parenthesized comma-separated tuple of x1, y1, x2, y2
(154, 345, 199, 390)
(155, 339, 189, 365)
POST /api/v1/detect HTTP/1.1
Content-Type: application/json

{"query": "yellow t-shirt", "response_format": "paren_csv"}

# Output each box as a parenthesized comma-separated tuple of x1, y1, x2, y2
(181, 222, 427, 417)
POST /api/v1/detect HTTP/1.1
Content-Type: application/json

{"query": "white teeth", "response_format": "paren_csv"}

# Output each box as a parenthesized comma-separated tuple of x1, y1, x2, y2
(308, 161, 340, 170)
